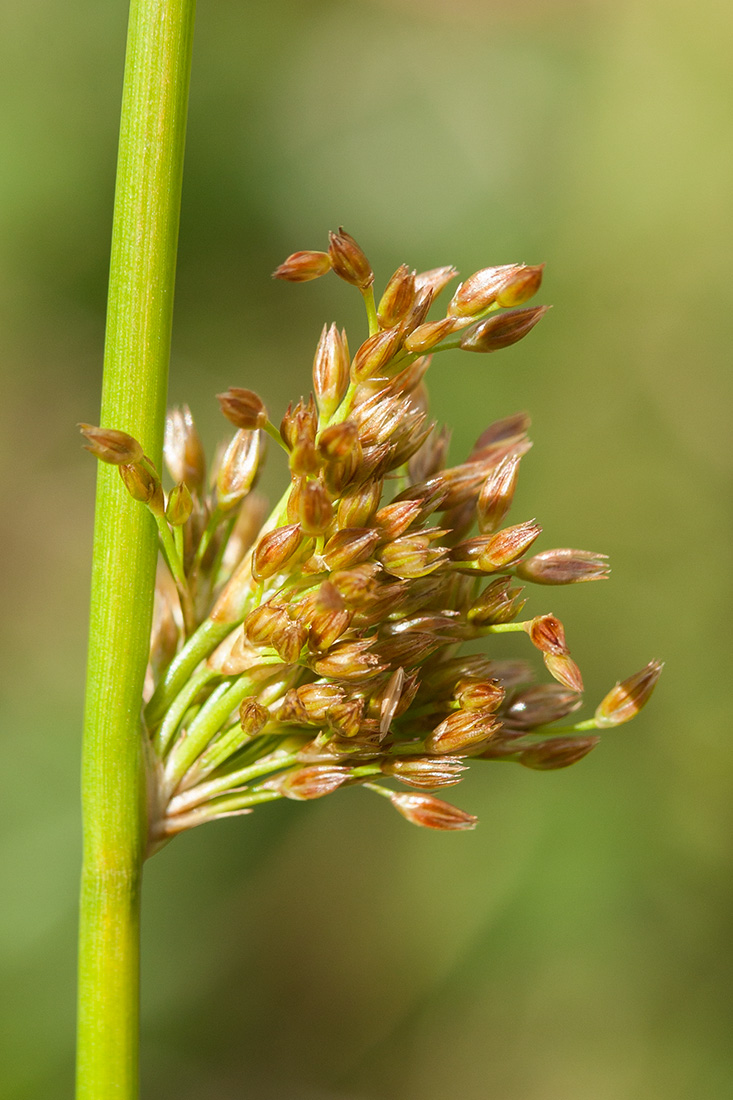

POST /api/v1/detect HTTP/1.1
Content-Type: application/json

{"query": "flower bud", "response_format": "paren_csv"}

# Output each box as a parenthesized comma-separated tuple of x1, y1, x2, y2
(402, 286, 434, 334)
(477, 454, 522, 534)
(217, 387, 268, 430)
(280, 395, 318, 450)
(312, 640, 385, 681)
(317, 420, 360, 460)
(337, 478, 383, 528)
(477, 519, 542, 570)
(516, 548, 610, 585)
(460, 306, 549, 353)
(377, 264, 416, 327)
(526, 614, 569, 655)
(495, 264, 545, 308)
(388, 791, 477, 831)
(351, 326, 404, 383)
(165, 481, 193, 526)
(544, 652, 584, 693)
(119, 462, 161, 505)
(466, 577, 526, 625)
(328, 228, 373, 289)
(271, 617, 308, 664)
(382, 756, 466, 789)
(408, 424, 451, 483)
(594, 660, 663, 727)
(164, 405, 206, 491)
(327, 696, 365, 738)
(244, 600, 290, 646)
(454, 678, 505, 712)
(404, 317, 458, 354)
(378, 532, 447, 579)
(216, 429, 261, 510)
(519, 735, 599, 771)
(274, 765, 351, 800)
(374, 499, 423, 540)
(251, 523, 304, 581)
(298, 479, 334, 536)
(504, 684, 582, 730)
(309, 581, 352, 651)
(313, 324, 350, 421)
(79, 424, 143, 465)
(425, 708, 501, 754)
(322, 527, 380, 571)
(295, 682, 346, 722)
(239, 697, 269, 736)
(448, 264, 522, 318)
(272, 250, 332, 282)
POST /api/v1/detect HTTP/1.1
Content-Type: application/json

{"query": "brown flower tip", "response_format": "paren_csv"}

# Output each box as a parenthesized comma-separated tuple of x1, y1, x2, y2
(351, 327, 404, 383)
(164, 405, 206, 491)
(165, 482, 193, 526)
(526, 614, 569, 655)
(477, 519, 542, 570)
(251, 523, 304, 581)
(414, 266, 459, 298)
(516, 549, 610, 585)
(544, 652, 584, 693)
(595, 660, 664, 727)
(382, 755, 466, 789)
(448, 264, 523, 318)
(328, 228, 374, 289)
(216, 429, 261, 510)
(272, 250, 333, 282)
(477, 454, 522, 535)
(460, 306, 549, 353)
(298, 480, 334, 536)
(274, 765, 351, 800)
(377, 264, 417, 328)
(389, 791, 478, 831)
(404, 317, 458, 355)
(217, 388, 268, 431)
(239, 697, 269, 736)
(425, 708, 501, 754)
(519, 735, 599, 771)
(313, 324, 350, 421)
(79, 424, 143, 466)
(504, 684, 582, 730)
(467, 577, 526, 626)
(119, 462, 160, 505)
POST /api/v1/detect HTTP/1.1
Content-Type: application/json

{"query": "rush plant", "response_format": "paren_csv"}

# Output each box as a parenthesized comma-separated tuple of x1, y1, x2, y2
(76, 1, 661, 1098)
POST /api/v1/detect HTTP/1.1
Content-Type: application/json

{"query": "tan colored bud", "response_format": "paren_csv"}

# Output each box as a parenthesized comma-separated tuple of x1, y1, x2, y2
(402, 286, 434, 334)
(216, 429, 261, 510)
(317, 420, 360, 460)
(312, 640, 385, 681)
(279, 687, 310, 724)
(337, 478, 383, 528)
(404, 317, 458, 354)
(328, 228, 373, 289)
(239, 697, 269, 736)
(414, 266, 459, 298)
(165, 481, 193, 526)
(495, 264, 545, 308)
(271, 617, 308, 664)
(274, 765, 351, 800)
(447, 264, 522, 317)
(329, 561, 382, 606)
(377, 265, 416, 327)
(469, 412, 531, 461)
(244, 600, 290, 646)
(374, 499, 424, 540)
(425, 708, 501, 754)
(251, 523, 304, 581)
(467, 577, 526, 626)
(79, 424, 144, 465)
(119, 462, 161, 505)
(322, 527, 379, 570)
(382, 755, 466, 789)
(286, 475, 307, 524)
(298, 479, 333, 535)
(295, 682, 346, 722)
(504, 684, 582, 730)
(526, 614, 568, 655)
(388, 791, 477, 830)
(477, 519, 541, 570)
(595, 660, 663, 728)
(351, 326, 404, 383)
(378, 532, 447, 579)
(327, 696, 365, 738)
(164, 405, 206, 491)
(309, 581, 352, 651)
(477, 454, 522, 534)
(516, 548, 610, 585)
(217, 387, 268, 430)
(272, 249, 333, 282)
(519, 735, 599, 771)
(544, 652, 584, 693)
(460, 306, 549, 353)
(313, 323, 350, 421)
(454, 678, 505, 712)
(280, 395, 318, 450)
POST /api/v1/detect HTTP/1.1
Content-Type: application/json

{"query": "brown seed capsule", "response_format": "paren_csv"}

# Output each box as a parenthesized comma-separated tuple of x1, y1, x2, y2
(495, 264, 545, 308)
(377, 264, 417, 328)
(271, 618, 308, 664)
(216, 429, 261, 510)
(280, 395, 318, 450)
(404, 317, 458, 354)
(279, 687, 310, 725)
(272, 250, 333, 282)
(244, 600, 290, 646)
(454, 678, 505, 712)
(526, 614, 569, 655)
(217, 387, 268, 431)
(425, 708, 501, 754)
(516, 548, 610, 585)
(337, 478, 383, 528)
(595, 660, 664, 727)
(329, 561, 382, 605)
(377, 632, 444, 668)
(382, 755, 466, 789)
(251, 523, 304, 581)
(119, 462, 161, 505)
(165, 481, 193, 526)
(298, 480, 334, 536)
(309, 581, 352, 651)
(274, 765, 351, 800)
(477, 454, 522, 534)
(317, 420, 360, 460)
(378, 532, 447, 579)
(388, 791, 477, 831)
(79, 424, 144, 465)
(469, 412, 531, 461)
(295, 682, 346, 722)
(374, 499, 424, 540)
(477, 519, 542, 570)
(322, 527, 380, 571)
(351, 326, 405, 383)
(313, 323, 350, 421)
(504, 684, 582, 730)
(312, 640, 385, 681)
(460, 306, 549, 353)
(328, 228, 373, 289)
(519, 735, 599, 771)
(544, 652, 584, 693)
(164, 405, 206, 491)
(467, 577, 526, 626)
(239, 697, 269, 736)
(402, 286, 434, 334)
(327, 696, 365, 738)
(447, 264, 523, 318)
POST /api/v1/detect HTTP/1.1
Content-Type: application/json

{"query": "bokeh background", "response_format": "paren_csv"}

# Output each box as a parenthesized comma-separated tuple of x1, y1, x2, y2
(2, 0, 732, 1097)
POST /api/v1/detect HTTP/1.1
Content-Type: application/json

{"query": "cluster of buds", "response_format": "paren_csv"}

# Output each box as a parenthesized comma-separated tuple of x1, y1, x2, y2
(81, 229, 661, 843)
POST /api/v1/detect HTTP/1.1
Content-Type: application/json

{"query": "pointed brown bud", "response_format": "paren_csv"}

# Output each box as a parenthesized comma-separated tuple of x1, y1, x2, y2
(388, 791, 477, 831)
(217, 387, 268, 431)
(327, 696, 365, 738)
(402, 285, 434, 334)
(544, 652, 584, 693)
(119, 462, 161, 505)
(313, 323, 350, 421)
(477, 519, 542, 570)
(504, 684, 582, 730)
(289, 439, 322, 477)
(280, 395, 318, 451)
(295, 682, 346, 722)
(425, 708, 501, 754)
(328, 228, 373, 289)
(251, 523, 304, 581)
(79, 424, 143, 465)
(454, 678, 505, 712)
(374, 499, 424, 540)
(469, 412, 531, 460)
(271, 617, 308, 664)
(403, 317, 458, 354)
(337, 478, 383, 528)
(467, 577, 526, 625)
(460, 306, 549, 353)
(477, 454, 522, 534)
(165, 481, 193, 526)
(382, 755, 466, 789)
(378, 532, 447, 579)
(377, 632, 443, 668)
(239, 697, 269, 736)
(272, 250, 332, 282)
(244, 600, 290, 646)
(322, 527, 379, 570)
(414, 266, 459, 298)
(516, 548, 610, 585)
(519, 735, 599, 771)
(317, 420, 360, 460)
(526, 614, 569, 655)
(447, 264, 522, 318)
(351, 326, 404, 383)
(274, 765, 351, 800)
(298, 479, 334, 536)
(216, 429, 261, 510)
(595, 660, 663, 727)
(312, 640, 385, 681)
(164, 405, 206, 491)
(309, 581, 352, 651)
(329, 561, 382, 606)
(495, 264, 545, 308)
(377, 264, 417, 328)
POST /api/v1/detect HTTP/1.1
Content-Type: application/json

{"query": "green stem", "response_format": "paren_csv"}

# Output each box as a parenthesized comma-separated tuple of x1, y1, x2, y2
(76, 1, 196, 1098)
(362, 285, 379, 335)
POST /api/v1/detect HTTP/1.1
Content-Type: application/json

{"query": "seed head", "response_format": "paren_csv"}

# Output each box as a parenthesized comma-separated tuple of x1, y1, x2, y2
(328, 228, 373, 289)
(595, 660, 664, 727)
(272, 250, 333, 282)
(217, 388, 268, 431)
(460, 306, 549, 353)
(388, 792, 478, 831)
(79, 424, 144, 465)
(516, 548, 610, 585)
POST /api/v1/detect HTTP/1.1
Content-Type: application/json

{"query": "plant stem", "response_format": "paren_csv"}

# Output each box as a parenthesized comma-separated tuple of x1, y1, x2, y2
(76, 1, 196, 1098)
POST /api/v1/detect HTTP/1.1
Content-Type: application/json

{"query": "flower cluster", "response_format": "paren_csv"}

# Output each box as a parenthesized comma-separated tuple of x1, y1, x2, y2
(81, 229, 661, 842)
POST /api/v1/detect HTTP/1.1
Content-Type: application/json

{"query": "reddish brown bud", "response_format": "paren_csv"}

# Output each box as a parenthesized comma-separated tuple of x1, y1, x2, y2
(414, 266, 459, 298)
(165, 481, 193, 526)
(404, 317, 458, 354)
(274, 765, 351, 800)
(244, 600, 290, 646)
(317, 420, 360, 460)
(322, 527, 379, 570)
(164, 405, 206, 491)
(447, 264, 522, 317)
(351, 327, 404, 383)
(327, 696, 365, 738)
(374, 499, 424, 540)
(329, 561, 382, 606)
(217, 387, 268, 430)
(378, 532, 447, 579)
(477, 454, 522, 534)
(251, 523, 304, 581)
(119, 462, 161, 505)
(328, 228, 373, 289)
(388, 791, 477, 831)
(298, 479, 334, 536)
(595, 660, 663, 728)
(517, 548, 610, 585)
(504, 684, 582, 730)
(216, 429, 261, 510)
(454, 678, 505, 712)
(425, 708, 501, 754)
(337, 478, 383, 528)
(239, 697, 269, 736)
(519, 735, 599, 771)
(377, 632, 443, 668)
(271, 617, 308, 664)
(272, 250, 332, 282)
(544, 652, 584, 693)
(382, 755, 466, 789)
(313, 324, 350, 421)
(309, 581, 352, 651)
(295, 682, 346, 722)
(495, 264, 545, 308)
(312, 640, 385, 681)
(460, 306, 549, 353)
(377, 264, 417, 328)
(280, 395, 318, 450)
(79, 424, 143, 465)
(467, 577, 526, 625)
(477, 519, 542, 570)
(469, 412, 531, 461)
(526, 614, 569, 655)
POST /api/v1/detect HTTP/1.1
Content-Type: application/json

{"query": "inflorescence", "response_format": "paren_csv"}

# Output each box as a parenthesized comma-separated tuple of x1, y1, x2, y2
(81, 229, 662, 843)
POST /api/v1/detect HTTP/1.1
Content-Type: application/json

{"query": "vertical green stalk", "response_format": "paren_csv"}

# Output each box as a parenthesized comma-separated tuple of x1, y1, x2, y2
(76, 2, 196, 1098)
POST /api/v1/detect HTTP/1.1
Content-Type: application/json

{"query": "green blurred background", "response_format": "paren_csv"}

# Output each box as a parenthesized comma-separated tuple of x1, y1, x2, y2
(2, 0, 732, 1096)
